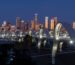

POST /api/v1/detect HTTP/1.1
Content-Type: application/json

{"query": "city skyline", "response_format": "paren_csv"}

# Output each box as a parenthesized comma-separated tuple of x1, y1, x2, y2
(0, 0, 75, 24)
(0, 15, 75, 33)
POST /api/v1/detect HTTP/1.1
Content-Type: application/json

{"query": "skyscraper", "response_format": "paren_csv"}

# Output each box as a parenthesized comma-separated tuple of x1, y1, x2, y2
(54, 17, 58, 27)
(2, 21, 11, 32)
(2, 21, 7, 27)
(16, 17, 21, 30)
(50, 17, 58, 31)
(50, 18, 55, 30)
(0, 25, 1, 32)
(24, 22, 29, 32)
(34, 13, 40, 31)
(35, 23, 40, 31)
(34, 13, 38, 22)
(6, 22, 11, 31)
(21, 20, 25, 32)
(10, 25, 16, 32)
(45, 16, 48, 29)
(73, 22, 75, 29)
(31, 20, 35, 30)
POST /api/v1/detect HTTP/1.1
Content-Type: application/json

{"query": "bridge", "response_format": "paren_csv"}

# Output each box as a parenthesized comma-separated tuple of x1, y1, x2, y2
(0, 23, 74, 65)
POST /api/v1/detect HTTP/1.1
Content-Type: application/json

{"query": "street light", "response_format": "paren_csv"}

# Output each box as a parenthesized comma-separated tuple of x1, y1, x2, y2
(56, 36, 59, 40)
(69, 40, 74, 44)
(40, 34, 43, 39)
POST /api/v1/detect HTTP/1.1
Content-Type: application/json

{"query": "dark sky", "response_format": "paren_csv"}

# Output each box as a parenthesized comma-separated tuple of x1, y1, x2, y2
(0, 0, 75, 24)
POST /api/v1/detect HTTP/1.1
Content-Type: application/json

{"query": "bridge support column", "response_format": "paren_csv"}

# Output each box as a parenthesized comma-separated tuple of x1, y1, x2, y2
(52, 41, 58, 65)
(59, 42, 63, 52)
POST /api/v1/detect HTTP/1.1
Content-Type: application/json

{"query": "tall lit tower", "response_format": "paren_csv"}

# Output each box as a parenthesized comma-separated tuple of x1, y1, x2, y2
(2, 21, 7, 27)
(16, 17, 21, 30)
(50, 17, 58, 31)
(34, 13, 39, 31)
(2, 21, 7, 32)
(0, 25, 1, 32)
(45, 16, 48, 29)
(21, 20, 25, 32)
(24, 22, 29, 32)
(31, 20, 35, 30)
(50, 18, 55, 30)
(54, 17, 58, 27)
(34, 13, 38, 22)
(10, 25, 16, 32)
(72, 22, 75, 30)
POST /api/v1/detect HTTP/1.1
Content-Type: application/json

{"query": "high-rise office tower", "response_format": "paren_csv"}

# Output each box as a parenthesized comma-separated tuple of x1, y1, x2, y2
(27, 22, 31, 31)
(34, 13, 40, 31)
(6, 22, 11, 31)
(54, 17, 58, 27)
(1, 21, 6, 32)
(35, 23, 40, 31)
(10, 25, 16, 32)
(50, 18, 55, 30)
(16, 17, 21, 30)
(45, 16, 48, 29)
(73, 22, 75, 29)
(2, 21, 11, 32)
(2, 21, 7, 27)
(31, 20, 35, 30)
(0, 25, 1, 32)
(21, 20, 25, 32)
(24, 22, 29, 32)
(34, 13, 38, 22)
(50, 17, 58, 31)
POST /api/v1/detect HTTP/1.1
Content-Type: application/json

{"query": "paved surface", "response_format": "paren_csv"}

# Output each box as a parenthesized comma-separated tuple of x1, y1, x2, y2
(0, 39, 75, 65)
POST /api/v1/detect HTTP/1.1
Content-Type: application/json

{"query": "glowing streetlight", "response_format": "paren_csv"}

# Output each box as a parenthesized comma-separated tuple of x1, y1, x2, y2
(69, 40, 74, 44)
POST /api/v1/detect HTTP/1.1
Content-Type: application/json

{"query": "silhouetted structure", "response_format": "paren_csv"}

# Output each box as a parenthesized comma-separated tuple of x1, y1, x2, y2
(14, 35, 34, 65)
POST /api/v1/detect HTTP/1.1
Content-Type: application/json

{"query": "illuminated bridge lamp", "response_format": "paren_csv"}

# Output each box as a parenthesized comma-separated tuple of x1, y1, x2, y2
(69, 40, 74, 45)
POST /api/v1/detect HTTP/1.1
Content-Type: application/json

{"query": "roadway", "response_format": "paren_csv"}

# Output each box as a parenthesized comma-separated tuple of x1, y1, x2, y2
(0, 37, 75, 65)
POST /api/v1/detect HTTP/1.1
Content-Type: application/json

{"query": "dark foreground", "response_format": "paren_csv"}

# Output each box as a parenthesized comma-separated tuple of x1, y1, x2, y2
(0, 37, 75, 65)
(0, 46, 75, 65)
